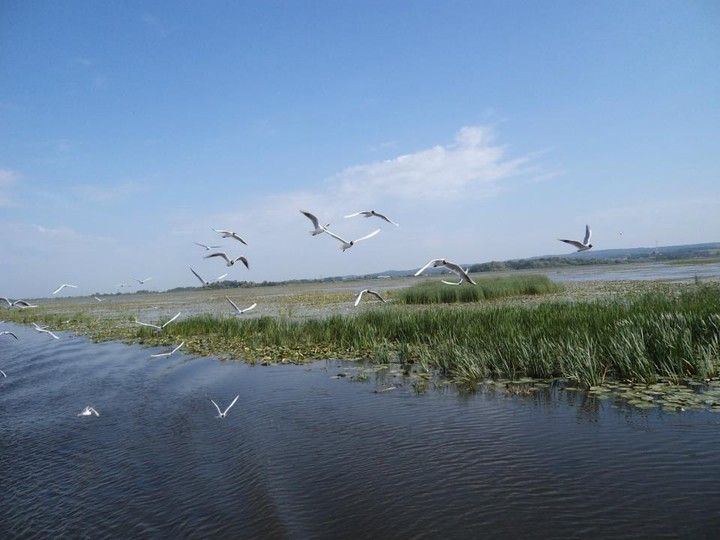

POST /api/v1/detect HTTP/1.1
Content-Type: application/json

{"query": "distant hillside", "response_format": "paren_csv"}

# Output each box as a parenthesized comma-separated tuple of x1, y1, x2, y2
(369, 242, 720, 278)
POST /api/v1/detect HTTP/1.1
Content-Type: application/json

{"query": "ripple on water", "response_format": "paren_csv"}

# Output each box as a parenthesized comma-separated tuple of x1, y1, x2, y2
(2, 326, 720, 538)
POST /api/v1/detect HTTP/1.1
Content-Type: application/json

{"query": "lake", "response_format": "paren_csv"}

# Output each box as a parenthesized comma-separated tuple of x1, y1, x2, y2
(2, 324, 720, 539)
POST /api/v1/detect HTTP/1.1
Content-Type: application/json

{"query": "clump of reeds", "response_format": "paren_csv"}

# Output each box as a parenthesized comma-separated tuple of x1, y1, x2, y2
(145, 283, 720, 389)
(396, 275, 564, 304)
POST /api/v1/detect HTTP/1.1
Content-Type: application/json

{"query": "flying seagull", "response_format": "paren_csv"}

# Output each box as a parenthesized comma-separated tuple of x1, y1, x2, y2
(134, 312, 181, 330)
(0, 331, 18, 340)
(415, 259, 477, 285)
(225, 297, 257, 315)
(559, 225, 593, 252)
(204, 252, 249, 269)
(194, 242, 222, 250)
(11, 299, 37, 309)
(32, 322, 60, 339)
(209, 394, 240, 418)
(354, 289, 387, 306)
(212, 228, 248, 245)
(323, 228, 381, 252)
(133, 277, 153, 284)
(150, 341, 185, 358)
(189, 266, 227, 286)
(344, 210, 399, 226)
(300, 210, 330, 236)
(53, 283, 78, 295)
(93, 296, 104, 302)
(77, 406, 100, 417)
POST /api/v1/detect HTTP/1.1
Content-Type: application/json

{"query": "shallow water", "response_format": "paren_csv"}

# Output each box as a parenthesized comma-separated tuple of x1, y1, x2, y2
(2, 324, 720, 539)
(549, 261, 720, 282)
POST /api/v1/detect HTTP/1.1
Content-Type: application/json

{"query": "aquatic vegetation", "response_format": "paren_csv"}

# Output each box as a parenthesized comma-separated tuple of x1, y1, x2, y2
(396, 275, 564, 304)
(4, 279, 720, 396)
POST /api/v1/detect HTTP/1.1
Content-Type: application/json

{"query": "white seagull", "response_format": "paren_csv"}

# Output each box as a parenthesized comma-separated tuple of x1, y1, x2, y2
(0, 331, 19, 340)
(12, 300, 38, 309)
(212, 228, 248, 245)
(53, 283, 78, 295)
(210, 394, 240, 418)
(78, 406, 100, 417)
(133, 276, 153, 285)
(344, 210, 399, 226)
(225, 297, 257, 315)
(204, 252, 249, 269)
(93, 296, 104, 302)
(559, 225, 593, 252)
(189, 266, 227, 286)
(150, 341, 185, 358)
(194, 242, 222, 250)
(415, 259, 477, 285)
(354, 289, 387, 306)
(300, 210, 330, 236)
(323, 228, 381, 252)
(134, 312, 181, 330)
(32, 322, 60, 339)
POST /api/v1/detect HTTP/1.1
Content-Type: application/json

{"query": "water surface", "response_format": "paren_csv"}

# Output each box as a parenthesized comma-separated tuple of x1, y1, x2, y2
(2, 324, 720, 539)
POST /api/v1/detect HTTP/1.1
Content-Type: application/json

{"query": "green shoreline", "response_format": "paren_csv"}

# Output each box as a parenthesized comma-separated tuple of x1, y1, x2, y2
(4, 274, 720, 411)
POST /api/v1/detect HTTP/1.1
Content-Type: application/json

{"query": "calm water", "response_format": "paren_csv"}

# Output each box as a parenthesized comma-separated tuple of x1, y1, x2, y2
(549, 261, 720, 282)
(2, 324, 720, 539)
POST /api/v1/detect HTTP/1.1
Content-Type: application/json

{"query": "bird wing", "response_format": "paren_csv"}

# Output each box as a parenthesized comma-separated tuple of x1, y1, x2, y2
(215, 273, 228, 281)
(205, 252, 231, 264)
(242, 303, 257, 313)
(161, 312, 181, 328)
(354, 228, 381, 243)
(323, 228, 349, 245)
(232, 233, 248, 245)
(0, 369, 6, 377)
(443, 262, 476, 285)
(367, 290, 386, 302)
(223, 394, 240, 415)
(0, 297, 11, 306)
(558, 239, 585, 249)
(226, 296, 242, 313)
(583, 225, 592, 245)
(354, 290, 367, 306)
(209, 398, 223, 416)
(52, 285, 64, 294)
(172, 342, 185, 354)
(150, 350, 171, 357)
(212, 228, 231, 235)
(134, 319, 162, 329)
(189, 266, 207, 285)
(301, 210, 320, 228)
(375, 212, 399, 226)
(6, 332, 18, 340)
(415, 259, 443, 276)
(344, 211, 365, 218)
(235, 256, 250, 269)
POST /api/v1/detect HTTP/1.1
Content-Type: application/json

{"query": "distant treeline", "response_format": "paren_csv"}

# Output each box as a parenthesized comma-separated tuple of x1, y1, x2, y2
(166, 276, 353, 293)
(469, 247, 720, 273)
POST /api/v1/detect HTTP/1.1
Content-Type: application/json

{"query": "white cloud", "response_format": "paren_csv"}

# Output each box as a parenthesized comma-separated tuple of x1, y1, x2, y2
(333, 126, 531, 202)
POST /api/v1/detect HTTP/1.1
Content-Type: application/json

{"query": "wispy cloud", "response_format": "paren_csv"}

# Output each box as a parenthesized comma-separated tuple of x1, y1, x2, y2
(332, 126, 532, 202)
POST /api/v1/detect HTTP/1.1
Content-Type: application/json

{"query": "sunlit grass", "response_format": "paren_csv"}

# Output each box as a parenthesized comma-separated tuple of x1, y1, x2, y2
(4, 279, 720, 390)
(396, 275, 563, 304)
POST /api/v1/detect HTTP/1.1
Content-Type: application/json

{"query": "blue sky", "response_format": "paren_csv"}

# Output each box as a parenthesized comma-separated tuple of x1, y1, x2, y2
(1, 0, 718, 299)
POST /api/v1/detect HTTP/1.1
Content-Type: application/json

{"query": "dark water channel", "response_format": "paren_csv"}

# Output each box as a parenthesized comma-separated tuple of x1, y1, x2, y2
(2, 324, 720, 539)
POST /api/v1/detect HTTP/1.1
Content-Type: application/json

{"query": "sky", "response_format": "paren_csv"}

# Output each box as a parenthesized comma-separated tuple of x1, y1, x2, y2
(1, 0, 718, 299)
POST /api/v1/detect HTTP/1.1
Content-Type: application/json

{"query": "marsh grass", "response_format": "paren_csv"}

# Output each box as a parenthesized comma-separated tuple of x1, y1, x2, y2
(396, 275, 563, 304)
(115, 282, 720, 388)
(4, 280, 720, 390)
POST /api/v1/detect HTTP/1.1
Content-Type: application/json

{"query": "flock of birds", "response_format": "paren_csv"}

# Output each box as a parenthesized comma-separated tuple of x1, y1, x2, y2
(1, 210, 592, 418)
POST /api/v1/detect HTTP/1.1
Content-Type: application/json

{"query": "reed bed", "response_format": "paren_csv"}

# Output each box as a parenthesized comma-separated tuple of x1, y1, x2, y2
(396, 275, 563, 304)
(132, 283, 720, 388)
(5, 280, 719, 389)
